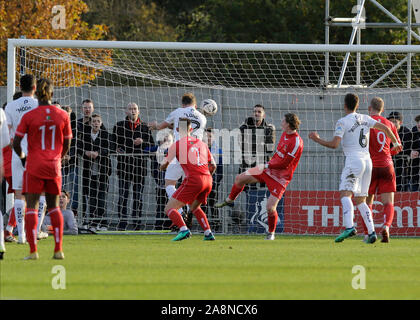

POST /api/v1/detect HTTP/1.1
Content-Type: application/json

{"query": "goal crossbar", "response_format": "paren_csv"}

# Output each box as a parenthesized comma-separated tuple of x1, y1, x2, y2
(7, 38, 420, 102)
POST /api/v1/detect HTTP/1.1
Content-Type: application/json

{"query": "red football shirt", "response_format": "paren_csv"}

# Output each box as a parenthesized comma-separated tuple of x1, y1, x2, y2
(369, 115, 401, 167)
(166, 136, 213, 178)
(15, 104, 72, 179)
(264, 131, 303, 187)
(2, 145, 12, 177)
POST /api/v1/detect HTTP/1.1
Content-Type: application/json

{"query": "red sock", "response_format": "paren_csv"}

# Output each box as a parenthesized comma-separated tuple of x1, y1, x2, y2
(228, 183, 245, 201)
(192, 207, 210, 232)
(267, 210, 278, 233)
(167, 209, 186, 229)
(25, 209, 38, 253)
(7, 207, 16, 227)
(383, 203, 394, 227)
(49, 208, 64, 253)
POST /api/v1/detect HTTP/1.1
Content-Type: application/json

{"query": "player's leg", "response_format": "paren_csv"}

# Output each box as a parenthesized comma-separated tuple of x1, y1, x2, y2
(334, 190, 358, 243)
(5, 207, 17, 242)
(335, 158, 366, 243)
(14, 190, 26, 244)
(37, 193, 48, 240)
(12, 156, 27, 244)
(353, 163, 377, 243)
(362, 194, 375, 241)
(264, 195, 280, 240)
(4, 177, 17, 242)
(215, 166, 261, 208)
(23, 192, 40, 260)
(45, 177, 65, 259)
(190, 200, 214, 240)
(379, 192, 394, 243)
(164, 197, 191, 241)
(0, 211, 5, 259)
(165, 160, 185, 214)
(190, 178, 215, 240)
(377, 165, 397, 242)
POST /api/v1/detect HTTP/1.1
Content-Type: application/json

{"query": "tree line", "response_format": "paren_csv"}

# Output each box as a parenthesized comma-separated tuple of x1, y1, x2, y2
(0, 0, 416, 86)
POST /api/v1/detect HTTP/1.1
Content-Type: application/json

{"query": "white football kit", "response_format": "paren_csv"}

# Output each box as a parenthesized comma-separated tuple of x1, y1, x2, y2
(5, 96, 38, 190)
(164, 106, 207, 181)
(0, 109, 10, 165)
(334, 112, 377, 196)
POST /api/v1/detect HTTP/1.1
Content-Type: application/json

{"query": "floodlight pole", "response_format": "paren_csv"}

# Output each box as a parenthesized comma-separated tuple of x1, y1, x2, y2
(324, 0, 330, 87)
(327, 0, 419, 88)
(408, 0, 412, 88)
(337, 0, 366, 88)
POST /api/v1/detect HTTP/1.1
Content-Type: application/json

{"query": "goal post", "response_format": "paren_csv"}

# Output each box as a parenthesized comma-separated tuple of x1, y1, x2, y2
(6, 38, 420, 236)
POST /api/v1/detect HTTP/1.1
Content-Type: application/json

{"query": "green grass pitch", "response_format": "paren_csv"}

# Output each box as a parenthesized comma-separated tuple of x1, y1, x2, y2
(1, 234, 420, 300)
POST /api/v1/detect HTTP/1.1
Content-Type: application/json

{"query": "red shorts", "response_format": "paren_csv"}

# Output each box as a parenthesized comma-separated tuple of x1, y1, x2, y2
(23, 171, 62, 195)
(252, 171, 286, 199)
(4, 176, 14, 193)
(172, 175, 212, 205)
(368, 165, 396, 195)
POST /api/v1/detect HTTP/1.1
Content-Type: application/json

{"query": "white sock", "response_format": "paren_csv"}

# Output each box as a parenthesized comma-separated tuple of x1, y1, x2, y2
(14, 199, 26, 242)
(341, 197, 354, 229)
(204, 229, 211, 236)
(165, 185, 183, 214)
(357, 202, 375, 234)
(0, 212, 5, 252)
(37, 196, 47, 233)
(180, 226, 188, 231)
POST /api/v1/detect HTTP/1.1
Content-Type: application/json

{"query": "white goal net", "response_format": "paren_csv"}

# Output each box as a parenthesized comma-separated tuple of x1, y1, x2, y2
(7, 40, 420, 236)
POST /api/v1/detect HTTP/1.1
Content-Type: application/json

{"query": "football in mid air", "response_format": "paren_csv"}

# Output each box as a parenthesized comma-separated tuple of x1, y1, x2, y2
(199, 99, 218, 116)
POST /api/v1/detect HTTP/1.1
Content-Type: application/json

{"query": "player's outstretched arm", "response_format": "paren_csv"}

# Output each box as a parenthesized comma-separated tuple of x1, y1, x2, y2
(148, 120, 170, 131)
(309, 131, 341, 149)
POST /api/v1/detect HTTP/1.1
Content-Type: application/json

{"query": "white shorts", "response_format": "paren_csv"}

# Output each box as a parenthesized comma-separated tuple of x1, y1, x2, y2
(11, 151, 25, 191)
(339, 156, 372, 197)
(164, 159, 185, 181)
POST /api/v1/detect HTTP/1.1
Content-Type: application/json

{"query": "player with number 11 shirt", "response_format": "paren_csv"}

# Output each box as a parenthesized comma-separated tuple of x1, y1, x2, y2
(13, 78, 72, 260)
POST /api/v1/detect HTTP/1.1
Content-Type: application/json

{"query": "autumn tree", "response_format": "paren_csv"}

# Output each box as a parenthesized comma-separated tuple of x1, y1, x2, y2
(82, 0, 177, 41)
(0, 0, 110, 86)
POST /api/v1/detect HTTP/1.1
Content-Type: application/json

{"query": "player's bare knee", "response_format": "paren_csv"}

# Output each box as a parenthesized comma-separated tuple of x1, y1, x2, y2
(234, 173, 247, 186)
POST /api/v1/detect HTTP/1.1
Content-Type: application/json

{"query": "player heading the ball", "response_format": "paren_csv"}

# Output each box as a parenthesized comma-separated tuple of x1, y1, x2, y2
(160, 118, 217, 241)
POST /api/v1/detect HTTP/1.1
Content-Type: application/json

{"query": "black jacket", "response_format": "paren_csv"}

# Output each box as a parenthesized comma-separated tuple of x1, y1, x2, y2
(112, 117, 155, 176)
(77, 128, 112, 177)
(394, 125, 412, 160)
(239, 117, 275, 171)
(412, 126, 420, 153)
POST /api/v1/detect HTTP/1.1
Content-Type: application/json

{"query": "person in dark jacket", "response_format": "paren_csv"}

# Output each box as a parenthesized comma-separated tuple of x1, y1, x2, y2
(113, 103, 155, 230)
(60, 105, 79, 214)
(410, 115, 420, 191)
(78, 113, 112, 230)
(387, 111, 412, 191)
(239, 104, 276, 188)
